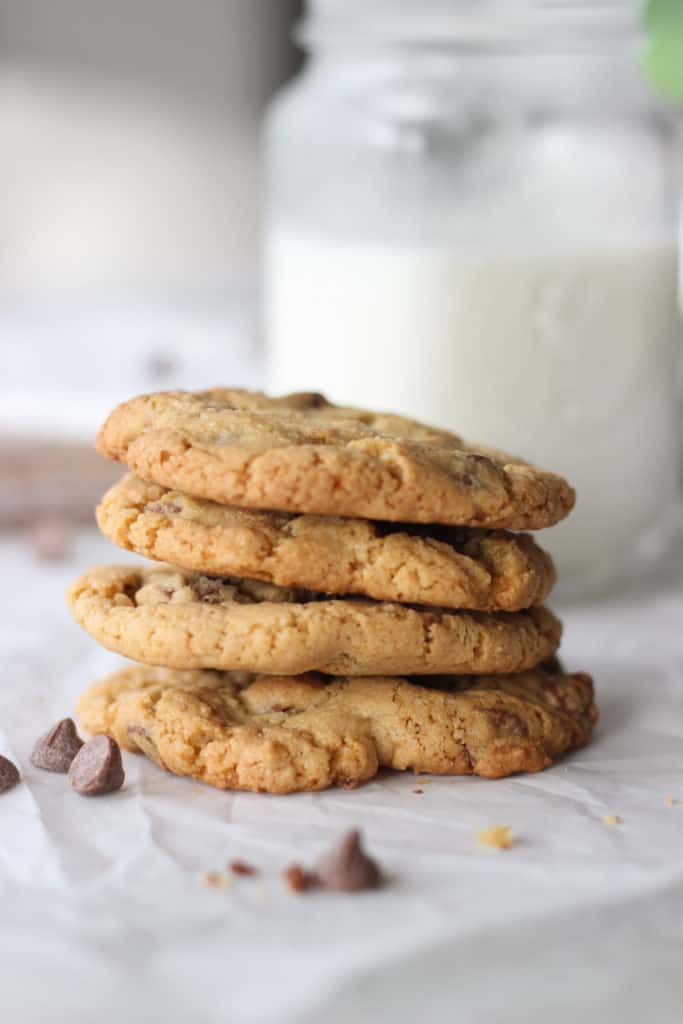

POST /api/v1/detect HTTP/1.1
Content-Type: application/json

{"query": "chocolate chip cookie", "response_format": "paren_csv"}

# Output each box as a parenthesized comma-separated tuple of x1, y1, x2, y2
(97, 475, 556, 611)
(96, 389, 574, 530)
(77, 664, 597, 793)
(66, 565, 561, 676)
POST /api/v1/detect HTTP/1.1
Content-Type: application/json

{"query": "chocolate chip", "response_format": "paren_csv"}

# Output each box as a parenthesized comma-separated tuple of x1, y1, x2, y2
(488, 709, 529, 737)
(299, 392, 327, 409)
(68, 735, 124, 795)
(194, 576, 224, 603)
(229, 860, 257, 876)
(0, 755, 20, 793)
(127, 725, 165, 769)
(337, 776, 361, 790)
(31, 718, 83, 772)
(314, 830, 382, 892)
(145, 501, 182, 516)
(283, 864, 315, 893)
(539, 655, 563, 674)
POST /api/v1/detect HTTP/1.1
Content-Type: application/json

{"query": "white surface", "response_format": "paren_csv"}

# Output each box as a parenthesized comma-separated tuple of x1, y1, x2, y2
(0, 300, 260, 441)
(2, 527, 683, 1024)
(267, 230, 683, 598)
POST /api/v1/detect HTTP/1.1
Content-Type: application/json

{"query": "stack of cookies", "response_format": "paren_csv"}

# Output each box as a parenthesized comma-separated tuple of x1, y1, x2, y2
(67, 389, 597, 794)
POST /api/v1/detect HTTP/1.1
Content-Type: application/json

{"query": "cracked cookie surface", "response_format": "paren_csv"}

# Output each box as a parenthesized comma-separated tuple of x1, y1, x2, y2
(66, 565, 562, 676)
(77, 664, 597, 793)
(98, 474, 556, 611)
(96, 389, 575, 530)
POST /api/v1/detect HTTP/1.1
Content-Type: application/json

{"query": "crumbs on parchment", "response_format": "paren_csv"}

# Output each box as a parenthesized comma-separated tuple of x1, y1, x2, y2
(477, 825, 512, 850)
(204, 871, 232, 890)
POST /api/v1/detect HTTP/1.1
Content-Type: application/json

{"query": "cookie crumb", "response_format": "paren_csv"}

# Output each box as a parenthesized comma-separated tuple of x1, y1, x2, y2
(665, 796, 676, 806)
(477, 825, 513, 850)
(283, 864, 315, 893)
(413, 789, 424, 795)
(416, 778, 430, 784)
(229, 860, 257, 877)
(204, 871, 232, 890)
(602, 814, 620, 826)
(251, 883, 270, 906)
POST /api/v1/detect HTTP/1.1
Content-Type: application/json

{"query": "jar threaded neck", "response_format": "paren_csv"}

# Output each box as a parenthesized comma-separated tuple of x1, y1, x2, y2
(298, 0, 643, 53)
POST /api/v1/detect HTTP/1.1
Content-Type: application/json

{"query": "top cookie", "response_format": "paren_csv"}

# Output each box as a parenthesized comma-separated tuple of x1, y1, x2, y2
(96, 389, 575, 530)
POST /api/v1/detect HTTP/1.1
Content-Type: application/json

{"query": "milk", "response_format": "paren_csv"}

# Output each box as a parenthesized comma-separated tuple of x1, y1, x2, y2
(266, 230, 682, 596)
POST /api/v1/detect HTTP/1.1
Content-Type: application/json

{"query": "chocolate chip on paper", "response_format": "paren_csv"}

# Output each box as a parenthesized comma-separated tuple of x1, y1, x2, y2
(314, 829, 382, 892)
(229, 860, 258, 877)
(0, 755, 20, 793)
(283, 864, 316, 893)
(31, 718, 83, 772)
(68, 735, 125, 795)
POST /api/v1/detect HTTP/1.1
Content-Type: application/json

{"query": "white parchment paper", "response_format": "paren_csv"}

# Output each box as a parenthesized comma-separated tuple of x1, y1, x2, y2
(2, 529, 682, 1024)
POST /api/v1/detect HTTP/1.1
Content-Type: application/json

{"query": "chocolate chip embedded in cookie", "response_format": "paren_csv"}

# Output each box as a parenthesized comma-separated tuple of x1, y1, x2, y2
(66, 564, 562, 676)
(76, 664, 597, 794)
(97, 474, 556, 611)
(96, 389, 575, 530)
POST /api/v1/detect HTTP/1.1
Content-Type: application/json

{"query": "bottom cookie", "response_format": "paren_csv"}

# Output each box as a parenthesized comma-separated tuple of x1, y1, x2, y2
(77, 665, 597, 794)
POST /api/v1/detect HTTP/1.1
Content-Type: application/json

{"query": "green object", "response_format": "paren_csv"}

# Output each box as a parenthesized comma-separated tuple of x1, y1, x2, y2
(644, 0, 683, 100)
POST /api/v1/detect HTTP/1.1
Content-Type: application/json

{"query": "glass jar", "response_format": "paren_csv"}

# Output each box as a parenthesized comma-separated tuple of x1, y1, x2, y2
(264, 0, 682, 600)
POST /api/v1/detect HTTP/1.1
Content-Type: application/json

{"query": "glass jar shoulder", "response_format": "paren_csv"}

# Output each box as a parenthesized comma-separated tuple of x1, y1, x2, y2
(265, 52, 677, 245)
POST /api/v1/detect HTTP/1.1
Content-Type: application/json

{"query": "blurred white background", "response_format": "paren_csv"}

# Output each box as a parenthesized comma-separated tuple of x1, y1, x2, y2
(0, 0, 299, 521)
(0, 0, 299, 296)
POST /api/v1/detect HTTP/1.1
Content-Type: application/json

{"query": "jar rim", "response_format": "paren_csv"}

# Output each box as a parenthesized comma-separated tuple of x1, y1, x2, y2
(298, 0, 643, 53)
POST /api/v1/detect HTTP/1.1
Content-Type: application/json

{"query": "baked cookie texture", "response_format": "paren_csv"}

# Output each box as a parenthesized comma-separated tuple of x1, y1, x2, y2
(67, 565, 562, 677)
(96, 389, 575, 530)
(97, 475, 556, 611)
(77, 664, 597, 793)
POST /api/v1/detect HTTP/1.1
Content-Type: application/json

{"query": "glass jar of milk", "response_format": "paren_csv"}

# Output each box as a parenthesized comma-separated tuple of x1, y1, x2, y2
(264, 0, 682, 600)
